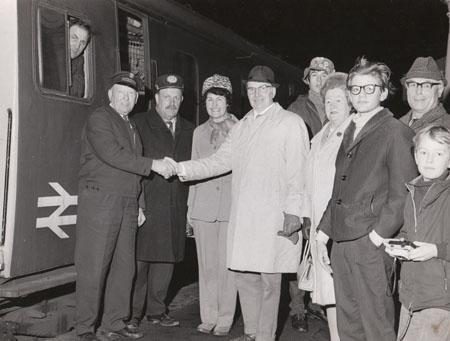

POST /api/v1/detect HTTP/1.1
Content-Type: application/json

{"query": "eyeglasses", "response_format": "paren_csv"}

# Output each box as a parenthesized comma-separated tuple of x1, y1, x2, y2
(246, 85, 272, 95)
(348, 84, 382, 95)
(405, 81, 441, 91)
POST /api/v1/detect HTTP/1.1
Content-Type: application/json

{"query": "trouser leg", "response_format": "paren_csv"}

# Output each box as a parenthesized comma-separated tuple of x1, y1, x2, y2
(235, 272, 261, 336)
(216, 221, 237, 329)
(289, 238, 306, 316)
(131, 261, 150, 320)
(332, 236, 396, 341)
(193, 220, 219, 327)
(101, 197, 138, 331)
(399, 306, 450, 341)
(75, 190, 123, 335)
(146, 262, 175, 316)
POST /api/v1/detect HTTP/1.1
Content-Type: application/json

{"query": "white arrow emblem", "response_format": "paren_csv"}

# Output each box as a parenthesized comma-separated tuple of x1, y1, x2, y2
(36, 182, 78, 239)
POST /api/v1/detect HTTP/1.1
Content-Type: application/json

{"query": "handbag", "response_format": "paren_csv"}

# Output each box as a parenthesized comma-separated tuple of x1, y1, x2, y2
(297, 239, 314, 291)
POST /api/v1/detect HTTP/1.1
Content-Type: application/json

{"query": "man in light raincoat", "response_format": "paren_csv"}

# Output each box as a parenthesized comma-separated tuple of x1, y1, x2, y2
(167, 65, 309, 341)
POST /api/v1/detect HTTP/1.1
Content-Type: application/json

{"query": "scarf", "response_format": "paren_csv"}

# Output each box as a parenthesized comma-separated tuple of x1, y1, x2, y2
(209, 113, 238, 148)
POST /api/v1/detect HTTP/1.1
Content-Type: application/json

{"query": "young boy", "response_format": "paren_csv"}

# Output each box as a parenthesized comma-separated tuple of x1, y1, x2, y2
(386, 125, 450, 341)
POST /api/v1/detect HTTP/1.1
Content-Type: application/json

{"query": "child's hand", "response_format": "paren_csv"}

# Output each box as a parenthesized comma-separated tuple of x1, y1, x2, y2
(408, 242, 437, 261)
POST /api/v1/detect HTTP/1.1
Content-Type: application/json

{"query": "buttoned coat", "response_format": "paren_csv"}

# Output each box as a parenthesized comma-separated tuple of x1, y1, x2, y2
(319, 109, 418, 241)
(180, 103, 309, 273)
(133, 109, 194, 262)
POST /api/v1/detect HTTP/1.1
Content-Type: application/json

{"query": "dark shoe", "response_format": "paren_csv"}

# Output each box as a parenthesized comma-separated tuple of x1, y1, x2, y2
(79, 332, 100, 341)
(291, 313, 308, 332)
(229, 334, 256, 341)
(308, 305, 327, 321)
(98, 326, 144, 340)
(147, 313, 180, 327)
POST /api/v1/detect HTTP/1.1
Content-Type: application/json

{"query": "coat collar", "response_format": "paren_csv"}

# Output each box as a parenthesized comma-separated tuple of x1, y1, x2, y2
(345, 108, 393, 152)
(406, 173, 450, 208)
(406, 103, 448, 131)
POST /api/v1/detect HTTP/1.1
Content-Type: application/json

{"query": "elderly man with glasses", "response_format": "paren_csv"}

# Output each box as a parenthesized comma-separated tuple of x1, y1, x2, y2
(400, 57, 450, 132)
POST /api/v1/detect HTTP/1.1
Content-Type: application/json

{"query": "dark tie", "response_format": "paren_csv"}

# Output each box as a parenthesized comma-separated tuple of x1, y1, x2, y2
(341, 120, 356, 151)
(167, 121, 175, 138)
(409, 118, 418, 127)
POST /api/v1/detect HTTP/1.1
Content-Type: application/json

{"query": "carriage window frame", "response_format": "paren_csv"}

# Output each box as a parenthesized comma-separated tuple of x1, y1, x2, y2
(35, 4, 93, 102)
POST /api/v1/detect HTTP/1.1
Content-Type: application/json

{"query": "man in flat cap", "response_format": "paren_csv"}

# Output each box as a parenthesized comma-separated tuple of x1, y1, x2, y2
(400, 56, 450, 132)
(167, 65, 309, 341)
(75, 71, 173, 341)
(287, 56, 335, 331)
(128, 74, 194, 328)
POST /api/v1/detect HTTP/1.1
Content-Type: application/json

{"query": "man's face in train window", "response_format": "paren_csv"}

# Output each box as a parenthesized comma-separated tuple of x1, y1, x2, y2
(70, 24, 89, 59)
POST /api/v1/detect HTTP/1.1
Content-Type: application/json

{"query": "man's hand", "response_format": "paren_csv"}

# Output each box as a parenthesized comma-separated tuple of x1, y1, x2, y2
(277, 212, 301, 245)
(138, 207, 146, 227)
(408, 242, 437, 261)
(164, 157, 181, 174)
(151, 159, 176, 179)
(317, 240, 332, 274)
(302, 217, 311, 240)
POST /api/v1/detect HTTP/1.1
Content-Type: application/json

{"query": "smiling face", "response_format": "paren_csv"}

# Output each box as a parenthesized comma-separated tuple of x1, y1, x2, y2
(108, 84, 138, 115)
(246, 81, 275, 112)
(69, 24, 89, 59)
(406, 77, 444, 117)
(348, 74, 388, 114)
(206, 92, 228, 122)
(324, 88, 351, 127)
(415, 133, 450, 181)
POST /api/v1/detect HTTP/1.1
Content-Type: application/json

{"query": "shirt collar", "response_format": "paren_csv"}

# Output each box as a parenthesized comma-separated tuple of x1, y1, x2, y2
(353, 106, 383, 128)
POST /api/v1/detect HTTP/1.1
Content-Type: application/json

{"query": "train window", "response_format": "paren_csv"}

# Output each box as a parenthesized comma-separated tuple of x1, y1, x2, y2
(117, 9, 145, 92)
(173, 51, 199, 124)
(37, 7, 92, 98)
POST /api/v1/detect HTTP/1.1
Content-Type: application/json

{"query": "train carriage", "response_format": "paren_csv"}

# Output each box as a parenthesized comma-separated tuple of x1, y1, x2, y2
(0, 0, 302, 333)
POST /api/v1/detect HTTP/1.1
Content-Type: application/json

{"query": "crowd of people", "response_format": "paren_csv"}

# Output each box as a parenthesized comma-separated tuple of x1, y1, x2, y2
(73, 53, 450, 341)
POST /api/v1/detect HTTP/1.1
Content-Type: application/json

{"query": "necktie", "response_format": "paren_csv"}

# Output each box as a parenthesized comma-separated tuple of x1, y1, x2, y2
(341, 120, 356, 151)
(167, 121, 175, 138)
(409, 118, 418, 127)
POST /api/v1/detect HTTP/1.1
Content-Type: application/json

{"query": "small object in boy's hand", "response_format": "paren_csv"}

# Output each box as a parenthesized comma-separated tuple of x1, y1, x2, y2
(388, 239, 417, 249)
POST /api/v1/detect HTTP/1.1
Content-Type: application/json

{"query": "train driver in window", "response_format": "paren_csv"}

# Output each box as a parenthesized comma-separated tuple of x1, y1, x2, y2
(69, 17, 91, 97)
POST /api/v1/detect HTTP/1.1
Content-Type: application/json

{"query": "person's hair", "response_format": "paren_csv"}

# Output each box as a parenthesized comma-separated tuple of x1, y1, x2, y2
(413, 125, 450, 149)
(69, 17, 92, 43)
(320, 72, 351, 104)
(202, 87, 232, 107)
(347, 56, 395, 97)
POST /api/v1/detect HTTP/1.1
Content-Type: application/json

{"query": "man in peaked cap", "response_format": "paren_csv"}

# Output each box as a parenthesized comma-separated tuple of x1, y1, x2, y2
(128, 73, 194, 329)
(75, 71, 174, 341)
(167, 65, 310, 341)
(287, 56, 335, 332)
(400, 56, 450, 132)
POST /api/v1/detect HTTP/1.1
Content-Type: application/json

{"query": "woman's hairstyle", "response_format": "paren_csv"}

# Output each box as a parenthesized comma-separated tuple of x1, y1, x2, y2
(320, 72, 350, 104)
(202, 87, 232, 106)
(347, 56, 395, 97)
(413, 125, 450, 149)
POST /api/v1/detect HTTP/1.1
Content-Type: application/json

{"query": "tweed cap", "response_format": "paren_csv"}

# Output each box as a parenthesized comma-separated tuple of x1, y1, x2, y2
(110, 71, 139, 91)
(401, 57, 447, 86)
(303, 57, 335, 82)
(202, 74, 233, 95)
(246, 65, 279, 87)
(155, 74, 184, 92)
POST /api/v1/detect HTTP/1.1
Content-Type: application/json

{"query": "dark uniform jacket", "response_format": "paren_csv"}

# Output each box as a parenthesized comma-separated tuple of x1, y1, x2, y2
(319, 109, 418, 241)
(288, 94, 323, 140)
(78, 105, 152, 197)
(399, 103, 450, 132)
(133, 109, 194, 262)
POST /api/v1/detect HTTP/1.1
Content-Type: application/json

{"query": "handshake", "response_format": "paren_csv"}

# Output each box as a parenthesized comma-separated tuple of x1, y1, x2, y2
(151, 157, 182, 179)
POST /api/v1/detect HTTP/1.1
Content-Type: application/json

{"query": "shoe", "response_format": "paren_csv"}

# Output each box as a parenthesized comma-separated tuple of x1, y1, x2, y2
(229, 333, 256, 341)
(212, 326, 230, 336)
(308, 305, 327, 321)
(196, 323, 214, 334)
(291, 313, 308, 332)
(125, 318, 140, 332)
(79, 332, 99, 341)
(97, 326, 144, 340)
(147, 313, 180, 327)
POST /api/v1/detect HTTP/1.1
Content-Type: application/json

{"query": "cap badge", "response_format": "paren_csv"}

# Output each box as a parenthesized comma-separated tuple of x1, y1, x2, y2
(167, 75, 177, 83)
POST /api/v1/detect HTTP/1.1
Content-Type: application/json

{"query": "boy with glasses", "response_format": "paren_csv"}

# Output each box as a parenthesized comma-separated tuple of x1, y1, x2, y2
(316, 57, 417, 340)
(400, 57, 450, 132)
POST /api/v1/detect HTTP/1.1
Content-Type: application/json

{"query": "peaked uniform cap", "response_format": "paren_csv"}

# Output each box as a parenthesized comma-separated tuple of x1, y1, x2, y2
(110, 71, 139, 91)
(155, 74, 184, 92)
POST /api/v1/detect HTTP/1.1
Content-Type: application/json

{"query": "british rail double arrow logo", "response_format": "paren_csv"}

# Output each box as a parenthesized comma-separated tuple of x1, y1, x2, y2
(35, 182, 78, 239)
